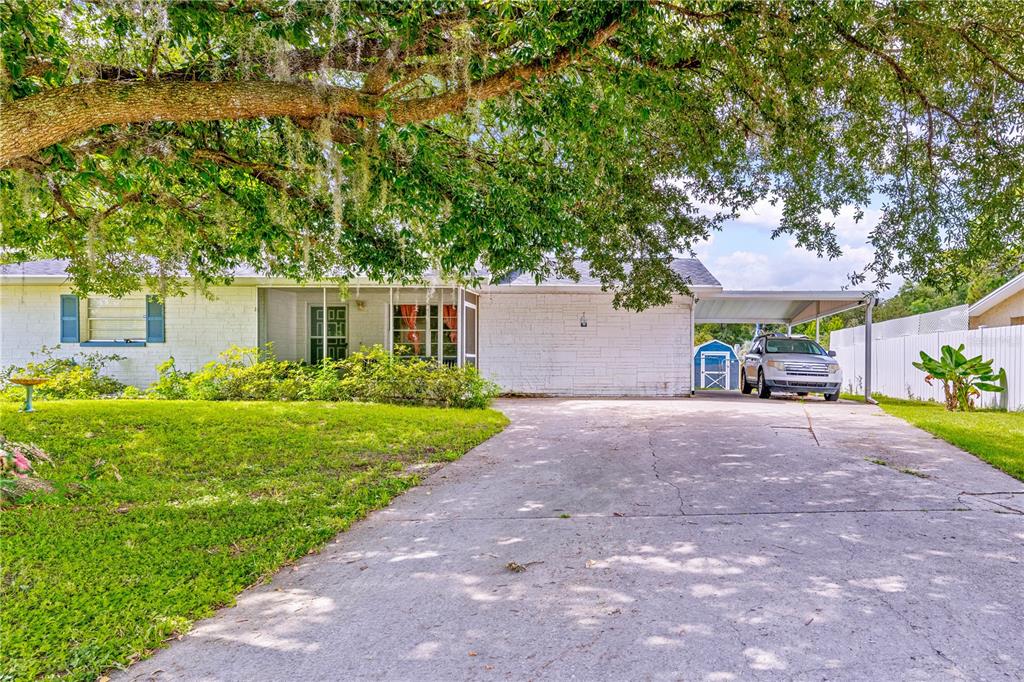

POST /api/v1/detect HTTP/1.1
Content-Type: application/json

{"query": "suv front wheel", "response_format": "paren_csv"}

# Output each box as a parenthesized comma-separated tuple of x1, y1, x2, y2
(740, 371, 753, 395)
(757, 371, 772, 399)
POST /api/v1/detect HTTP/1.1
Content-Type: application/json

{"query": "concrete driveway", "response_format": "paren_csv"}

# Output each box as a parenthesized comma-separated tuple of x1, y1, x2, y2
(124, 395, 1023, 681)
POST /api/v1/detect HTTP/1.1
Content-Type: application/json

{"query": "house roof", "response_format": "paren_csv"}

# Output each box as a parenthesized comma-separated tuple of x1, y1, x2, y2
(492, 258, 721, 288)
(968, 271, 1024, 318)
(0, 257, 722, 289)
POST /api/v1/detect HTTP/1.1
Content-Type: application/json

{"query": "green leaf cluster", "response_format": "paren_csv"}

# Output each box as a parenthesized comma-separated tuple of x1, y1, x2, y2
(912, 343, 1006, 411)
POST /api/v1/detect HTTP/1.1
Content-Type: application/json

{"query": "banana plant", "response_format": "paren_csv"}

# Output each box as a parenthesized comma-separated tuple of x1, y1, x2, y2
(912, 344, 1006, 411)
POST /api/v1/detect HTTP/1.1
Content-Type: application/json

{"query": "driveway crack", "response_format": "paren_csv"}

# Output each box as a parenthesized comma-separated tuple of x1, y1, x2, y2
(802, 406, 821, 447)
(648, 425, 686, 516)
(875, 591, 974, 680)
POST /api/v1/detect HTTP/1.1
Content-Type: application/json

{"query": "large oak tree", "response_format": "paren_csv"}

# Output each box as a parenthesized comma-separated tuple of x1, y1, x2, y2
(1, 0, 1022, 306)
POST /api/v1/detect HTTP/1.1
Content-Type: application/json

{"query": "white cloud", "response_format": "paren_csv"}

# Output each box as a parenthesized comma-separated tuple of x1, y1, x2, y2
(829, 205, 884, 243)
(686, 184, 902, 291)
(695, 198, 784, 228)
(704, 240, 897, 291)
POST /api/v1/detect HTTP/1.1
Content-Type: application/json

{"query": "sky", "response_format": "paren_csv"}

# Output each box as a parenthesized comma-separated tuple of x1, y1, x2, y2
(691, 200, 902, 293)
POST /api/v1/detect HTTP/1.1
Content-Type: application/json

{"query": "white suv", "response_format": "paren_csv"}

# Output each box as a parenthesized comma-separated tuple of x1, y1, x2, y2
(740, 334, 842, 401)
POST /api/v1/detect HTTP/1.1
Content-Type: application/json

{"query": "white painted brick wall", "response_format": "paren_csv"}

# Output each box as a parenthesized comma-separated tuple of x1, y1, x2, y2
(1, 284, 693, 395)
(0, 284, 258, 388)
(478, 291, 692, 396)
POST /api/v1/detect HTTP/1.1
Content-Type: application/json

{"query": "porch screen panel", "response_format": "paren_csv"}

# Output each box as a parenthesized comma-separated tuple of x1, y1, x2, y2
(442, 304, 458, 366)
(464, 303, 477, 367)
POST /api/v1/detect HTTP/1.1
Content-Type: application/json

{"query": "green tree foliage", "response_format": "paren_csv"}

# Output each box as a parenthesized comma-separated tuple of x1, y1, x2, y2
(1, 1, 1023, 307)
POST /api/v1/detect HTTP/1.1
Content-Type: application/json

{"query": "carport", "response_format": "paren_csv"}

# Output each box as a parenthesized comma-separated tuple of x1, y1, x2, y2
(692, 290, 875, 400)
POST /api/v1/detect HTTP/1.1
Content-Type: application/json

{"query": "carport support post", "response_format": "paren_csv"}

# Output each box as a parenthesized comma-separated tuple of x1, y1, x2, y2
(689, 296, 696, 395)
(864, 295, 876, 404)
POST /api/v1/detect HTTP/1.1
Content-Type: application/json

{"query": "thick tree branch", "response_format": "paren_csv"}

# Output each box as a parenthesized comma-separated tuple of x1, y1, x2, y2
(0, 81, 377, 167)
(1, 15, 623, 167)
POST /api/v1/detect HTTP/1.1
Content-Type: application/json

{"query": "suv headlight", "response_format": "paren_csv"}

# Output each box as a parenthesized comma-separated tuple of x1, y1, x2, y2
(766, 360, 785, 371)
(828, 363, 840, 373)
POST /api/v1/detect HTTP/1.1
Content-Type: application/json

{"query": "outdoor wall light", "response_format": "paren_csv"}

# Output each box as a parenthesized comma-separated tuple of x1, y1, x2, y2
(579, 313, 588, 328)
(355, 300, 366, 311)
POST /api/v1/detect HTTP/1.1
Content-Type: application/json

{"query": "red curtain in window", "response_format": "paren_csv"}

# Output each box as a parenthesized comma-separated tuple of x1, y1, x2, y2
(442, 304, 458, 344)
(399, 304, 421, 354)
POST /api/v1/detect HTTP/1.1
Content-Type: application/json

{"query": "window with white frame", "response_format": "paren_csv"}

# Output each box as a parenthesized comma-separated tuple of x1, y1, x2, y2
(87, 296, 147, 341)
(392, 304, 458, 363)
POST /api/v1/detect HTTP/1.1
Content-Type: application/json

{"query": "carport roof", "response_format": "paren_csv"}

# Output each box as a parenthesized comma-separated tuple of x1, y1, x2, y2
(695, 290, 870, 325)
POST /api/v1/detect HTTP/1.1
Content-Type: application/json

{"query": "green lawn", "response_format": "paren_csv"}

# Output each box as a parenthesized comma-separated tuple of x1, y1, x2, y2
(844, 394, 1024, 481)
(0, 400, 507, 681)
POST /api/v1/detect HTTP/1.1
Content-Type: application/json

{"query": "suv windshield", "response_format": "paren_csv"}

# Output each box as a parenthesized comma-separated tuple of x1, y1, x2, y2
(764, 338, 827, 355)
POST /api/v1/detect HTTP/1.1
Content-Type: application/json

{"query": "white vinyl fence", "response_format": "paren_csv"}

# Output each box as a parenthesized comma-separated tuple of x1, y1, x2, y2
(831, 325, 1024, 411)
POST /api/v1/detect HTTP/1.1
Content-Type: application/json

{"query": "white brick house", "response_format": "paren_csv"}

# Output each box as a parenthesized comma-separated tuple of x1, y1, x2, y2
(0, 258, 723, 396)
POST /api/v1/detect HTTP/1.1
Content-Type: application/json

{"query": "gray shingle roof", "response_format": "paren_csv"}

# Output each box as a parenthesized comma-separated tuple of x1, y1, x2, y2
(1, 257, 720, 288)
(0, 259, 75, 277)
(494, 258, 720, 288)
(0, 259, 265, 278)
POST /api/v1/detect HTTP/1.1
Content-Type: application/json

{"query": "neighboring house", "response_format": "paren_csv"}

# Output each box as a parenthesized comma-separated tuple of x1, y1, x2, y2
(969, 271, 1024, 329)
(0, 258, 722, 396)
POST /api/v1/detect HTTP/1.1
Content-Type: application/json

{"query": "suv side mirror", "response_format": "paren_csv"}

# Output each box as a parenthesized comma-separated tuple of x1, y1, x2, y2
(828, 350, 837, 357)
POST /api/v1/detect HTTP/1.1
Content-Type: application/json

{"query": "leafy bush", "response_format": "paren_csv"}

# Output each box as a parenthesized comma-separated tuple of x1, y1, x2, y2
(1, 345, 126, 399)
(913, 344, 1006, 411)
(146, 344, 499, 408)
(331, 345, 500, 409)
(154, 345, 306, 401)
(147, 357, 193, 400)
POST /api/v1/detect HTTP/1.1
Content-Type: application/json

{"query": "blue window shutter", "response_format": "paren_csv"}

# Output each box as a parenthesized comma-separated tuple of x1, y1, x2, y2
(60, 295, 80, 343)
(145, 296, 165, 343)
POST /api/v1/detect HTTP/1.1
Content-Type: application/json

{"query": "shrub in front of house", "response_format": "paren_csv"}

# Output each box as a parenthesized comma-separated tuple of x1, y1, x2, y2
(0, 345, 127, 400)
(147, 344, 499, 408)
(328, 345, 500, 409)
(150, 345, 306, 401)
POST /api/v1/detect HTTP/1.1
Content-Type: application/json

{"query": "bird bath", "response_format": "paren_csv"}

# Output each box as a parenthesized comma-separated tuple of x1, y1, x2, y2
(9, 377, 47, 413)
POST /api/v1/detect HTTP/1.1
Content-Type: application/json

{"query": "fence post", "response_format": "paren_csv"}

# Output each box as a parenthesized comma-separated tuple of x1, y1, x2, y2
(864, 295, 875, 404)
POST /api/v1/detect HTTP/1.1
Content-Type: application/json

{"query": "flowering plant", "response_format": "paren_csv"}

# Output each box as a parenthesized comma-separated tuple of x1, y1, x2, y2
(0, 435, 52, 502)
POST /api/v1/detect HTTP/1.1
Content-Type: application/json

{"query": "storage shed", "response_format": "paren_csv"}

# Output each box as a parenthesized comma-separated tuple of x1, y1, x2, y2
(693, 339, 740, 390)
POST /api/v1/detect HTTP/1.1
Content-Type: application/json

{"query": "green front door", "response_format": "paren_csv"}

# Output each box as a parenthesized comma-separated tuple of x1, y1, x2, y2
(310, 306, 347, 363)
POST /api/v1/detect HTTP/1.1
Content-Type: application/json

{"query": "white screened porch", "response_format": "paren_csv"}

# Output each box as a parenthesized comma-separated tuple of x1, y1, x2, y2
(256, 285, 478, 367)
